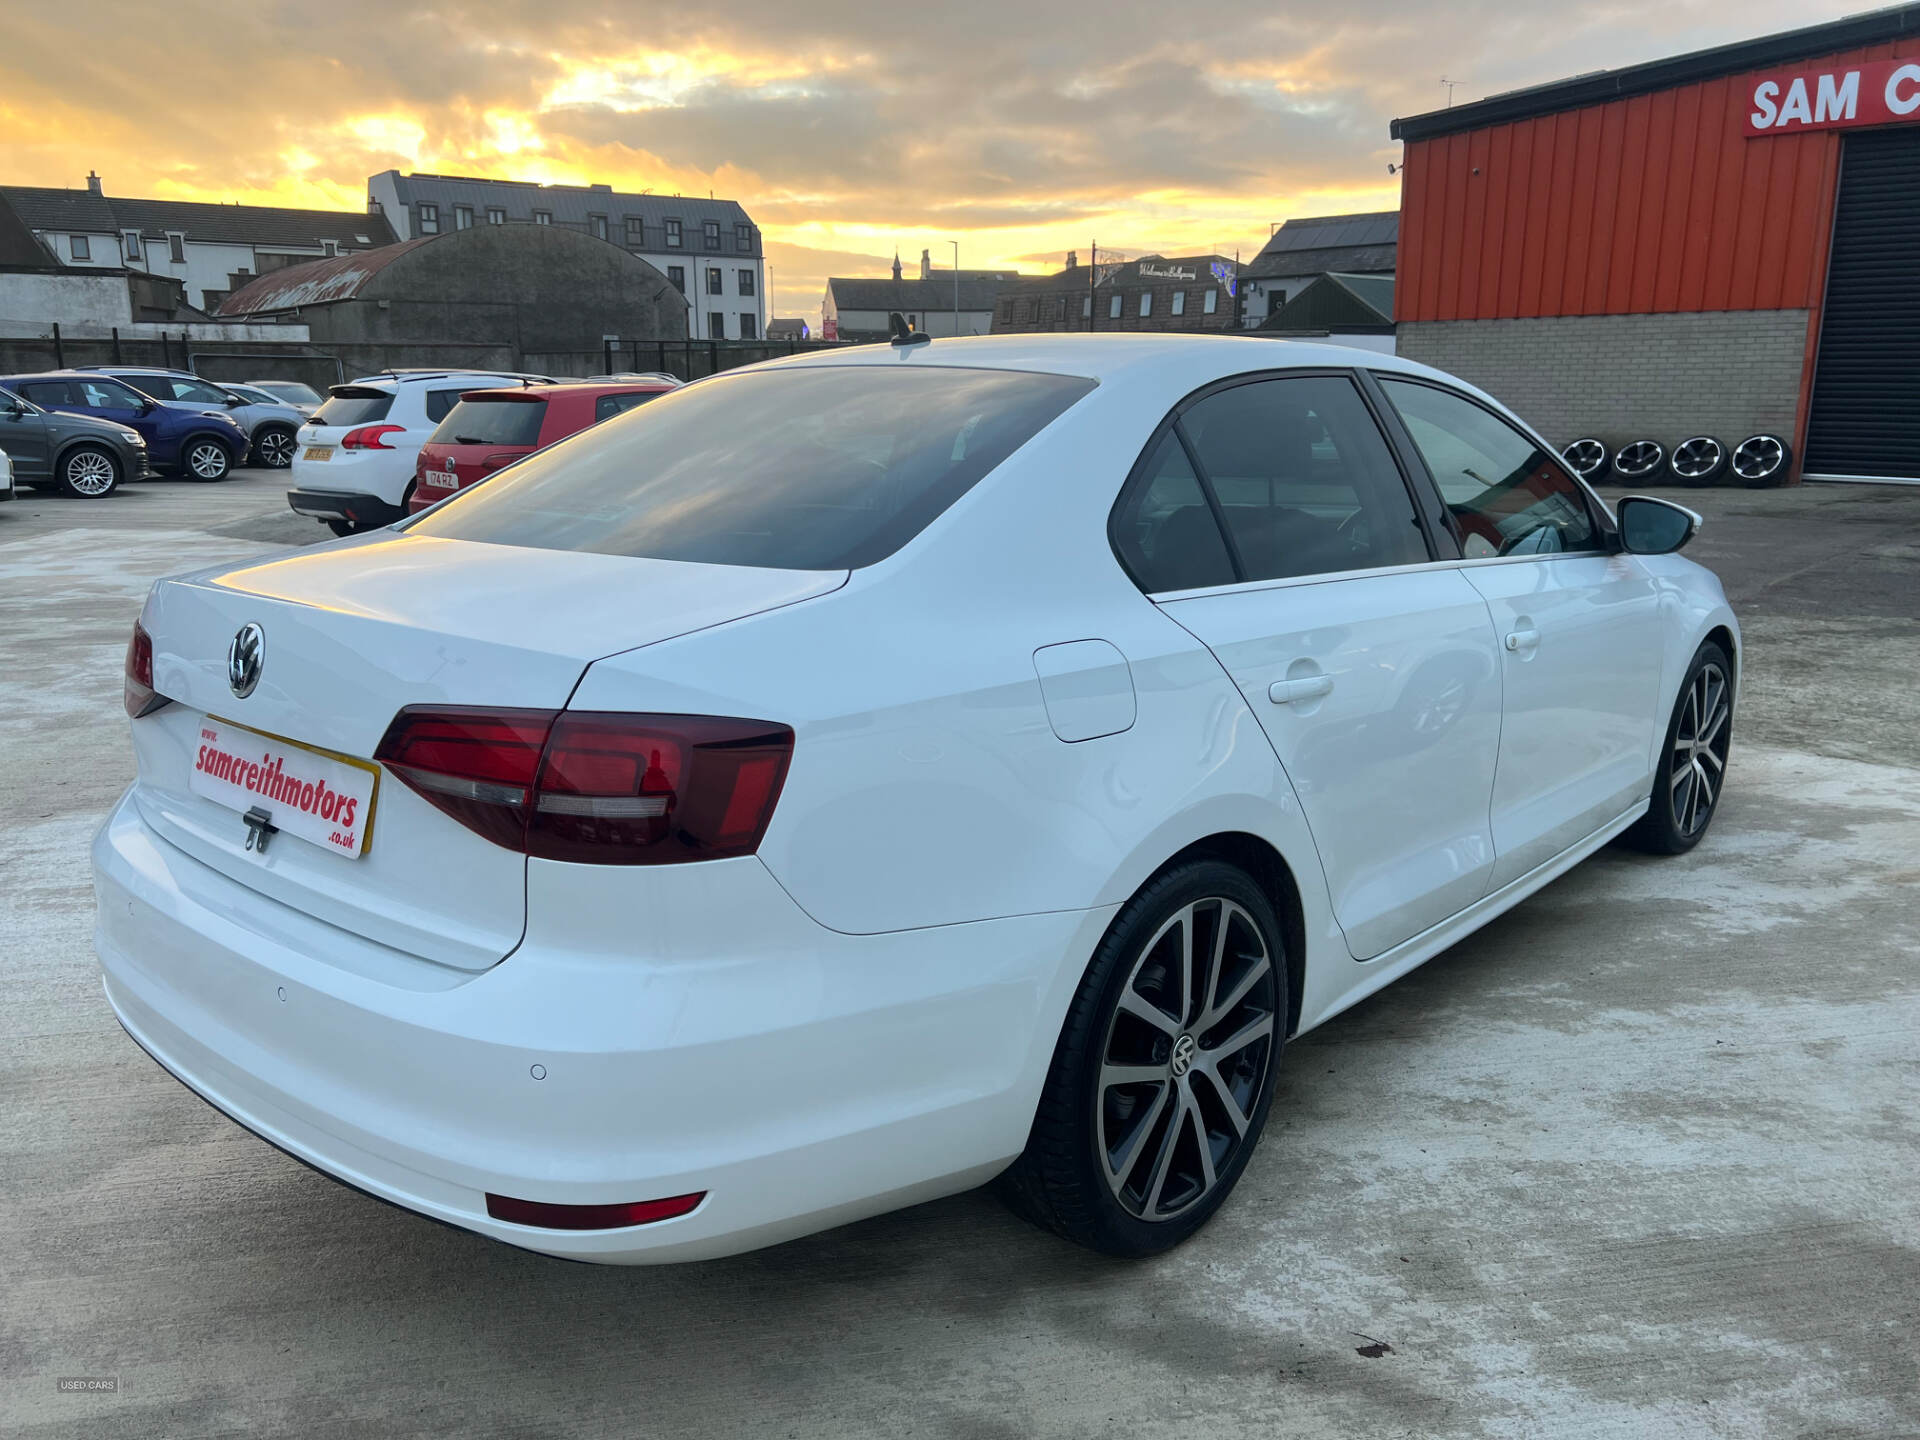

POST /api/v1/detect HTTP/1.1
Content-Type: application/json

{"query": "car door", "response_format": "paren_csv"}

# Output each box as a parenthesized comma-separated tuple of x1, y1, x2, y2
(1376, 376, 1664, 889)
(0, 389, 54, 479)
(1128, 372, 1506, 961)
(73, 376, 160, 448)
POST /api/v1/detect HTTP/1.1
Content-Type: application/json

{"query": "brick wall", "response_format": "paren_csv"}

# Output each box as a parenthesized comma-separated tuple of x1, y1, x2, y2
(1397, 310, 1808, 458)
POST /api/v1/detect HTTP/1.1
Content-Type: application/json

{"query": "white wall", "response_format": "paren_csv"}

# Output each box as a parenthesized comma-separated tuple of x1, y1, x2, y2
(0, 272, 133, 328)
(651, 250, 765, 340)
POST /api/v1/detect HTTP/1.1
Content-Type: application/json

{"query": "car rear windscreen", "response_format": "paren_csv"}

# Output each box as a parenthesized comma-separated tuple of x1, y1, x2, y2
(430, 398, 547, 447)
(313, 389, 395, 426)
(405, 366, 1096, 570)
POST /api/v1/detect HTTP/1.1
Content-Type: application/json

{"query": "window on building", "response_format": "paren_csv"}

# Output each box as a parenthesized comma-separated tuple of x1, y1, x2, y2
(591, 214, 608, 240)
(1139, 292, 1153, 317)
(1203, 289, 1218, 314)
(709, 312, 726, 340)
(667, 265, 685, 292)
(625, 217, 645, 246)
(1378, 378, 1602, 557)
(737, 268, 755, 297)
(533, 210, 551, 226)
(70, 234, 91, 261)
(1082, 295, 1092, 318)
(740, 313, 757, 340)
(1171, 290, 1186, 316)
(703, 220, 721, 249)
(454, 205, 473, 230)
(487, 207, 507, 225)
(1109, 293, 1122, 319)
(418, 203, 440, 235)
(665, 218, 682, 248)
(706, 266, 723, 295)
(167, 233, 186, 263)
(735, 223, 752, 252)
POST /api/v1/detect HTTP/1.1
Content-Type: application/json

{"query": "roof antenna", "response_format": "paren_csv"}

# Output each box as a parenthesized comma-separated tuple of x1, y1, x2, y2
(889, 312, 930, 347)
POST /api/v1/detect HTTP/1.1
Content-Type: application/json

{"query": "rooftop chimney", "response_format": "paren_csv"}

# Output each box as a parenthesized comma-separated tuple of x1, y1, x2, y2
(1065, 250, 1078, 270)
(920, 248, 931, 281)
(891, 251, 902, 282)
(86, 171, 102, 196)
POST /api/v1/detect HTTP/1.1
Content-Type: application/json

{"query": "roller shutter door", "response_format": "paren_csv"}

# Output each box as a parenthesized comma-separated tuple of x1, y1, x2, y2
(1805, 128, 1920, 482)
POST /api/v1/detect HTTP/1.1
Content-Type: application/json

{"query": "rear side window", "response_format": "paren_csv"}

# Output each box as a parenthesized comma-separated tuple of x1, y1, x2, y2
(17, 380, 75, 406)
(425, 388, 469, 423)
(1111, 432, 1235, 593)
(594, 391, 661, 422)
(313, 390, 394, 426)
(408, 366, 1095, 570)
(430, 398, 547, 447)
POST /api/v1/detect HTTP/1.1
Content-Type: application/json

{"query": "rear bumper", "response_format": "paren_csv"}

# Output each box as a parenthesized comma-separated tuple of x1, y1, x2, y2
(286, 488, 405, 528)
(92, 790, 1108, 1263)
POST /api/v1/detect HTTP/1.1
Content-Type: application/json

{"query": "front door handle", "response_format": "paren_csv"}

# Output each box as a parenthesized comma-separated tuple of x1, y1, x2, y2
(1505, 628, 1540, 653)
(1269, 674, 1334, 705)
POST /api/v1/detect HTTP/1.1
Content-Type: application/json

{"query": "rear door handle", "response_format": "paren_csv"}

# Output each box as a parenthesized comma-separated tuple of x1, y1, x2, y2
(1269, 674, 1334, 705)
(1505, 628, 1540, 653)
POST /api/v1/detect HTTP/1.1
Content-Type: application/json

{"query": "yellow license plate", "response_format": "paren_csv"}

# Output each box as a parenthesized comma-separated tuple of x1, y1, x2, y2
(303, 446, 334, 462)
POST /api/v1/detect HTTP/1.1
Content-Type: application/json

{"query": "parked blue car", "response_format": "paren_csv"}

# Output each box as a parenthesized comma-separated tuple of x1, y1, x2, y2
(0, 370, 248, 480)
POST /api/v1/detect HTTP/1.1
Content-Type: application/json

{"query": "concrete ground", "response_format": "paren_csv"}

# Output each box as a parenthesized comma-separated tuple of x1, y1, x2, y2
(2, 471, 1917, 1439)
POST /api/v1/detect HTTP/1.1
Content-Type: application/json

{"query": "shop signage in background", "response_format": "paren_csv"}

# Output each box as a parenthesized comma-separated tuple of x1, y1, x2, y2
(1745, 57, 1920, 136)
(1138, 263, 1197, 281)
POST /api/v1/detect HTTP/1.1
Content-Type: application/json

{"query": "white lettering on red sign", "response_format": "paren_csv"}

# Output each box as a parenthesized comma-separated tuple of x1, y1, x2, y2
(1746, 58, 1920, 136)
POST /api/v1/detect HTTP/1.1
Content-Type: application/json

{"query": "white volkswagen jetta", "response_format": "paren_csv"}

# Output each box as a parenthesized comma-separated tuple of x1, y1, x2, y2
(95, 335, 1737, 1262)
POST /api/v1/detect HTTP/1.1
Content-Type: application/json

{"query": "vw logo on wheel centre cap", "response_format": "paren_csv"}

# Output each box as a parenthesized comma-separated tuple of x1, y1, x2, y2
(227, 622, 265, 699)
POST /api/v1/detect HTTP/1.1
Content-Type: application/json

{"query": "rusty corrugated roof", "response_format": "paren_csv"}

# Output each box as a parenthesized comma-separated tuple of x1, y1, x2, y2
(215, 236, 437, 316)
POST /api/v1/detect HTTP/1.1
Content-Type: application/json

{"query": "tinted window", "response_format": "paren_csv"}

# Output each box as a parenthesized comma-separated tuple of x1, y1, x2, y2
(313, 390, 394, 426)
(18, 380, 75, 406)
(594, 391, 660, 422)
(425, 388, 468, 423)
(431, 398, 547, 447)
(78, 378, 147, 409)
(1111, 431, 1235, 593)
(409, 366, 1094, 570)
(130, 374, 229, 404)
(1179, 376, 1427, 583)
(256, 381, 323, 404)
(1380, 379, 1600, 557)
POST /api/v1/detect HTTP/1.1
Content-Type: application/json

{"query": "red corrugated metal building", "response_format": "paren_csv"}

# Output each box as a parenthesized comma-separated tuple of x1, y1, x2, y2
(1390, 4, 1920, 485)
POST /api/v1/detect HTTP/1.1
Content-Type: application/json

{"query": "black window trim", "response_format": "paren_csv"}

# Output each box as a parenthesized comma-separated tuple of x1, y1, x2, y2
(1108, 366, 1446, 597)
(1366, 370, 1619, 553)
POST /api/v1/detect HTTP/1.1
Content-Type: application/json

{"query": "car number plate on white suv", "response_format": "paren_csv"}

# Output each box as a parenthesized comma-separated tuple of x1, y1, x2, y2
(189, 717, 379, 858)
(303, 445, 334, 462)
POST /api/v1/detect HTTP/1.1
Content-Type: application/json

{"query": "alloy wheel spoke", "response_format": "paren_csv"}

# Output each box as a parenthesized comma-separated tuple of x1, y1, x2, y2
(1202, 954, 1270, 1031)
(1102, 1062, 1168, 1089)
(1104, 1080, 1172, 1189)
(1117, 988, 1182, 1038)
(1190, 1100, 1217, 1193)
(1693, 757, 1716, 809)
(1140, 1087, 1187, 1216)
(1205, 1011, 1274, 1065)
(1194, 1061, 1251, 1138)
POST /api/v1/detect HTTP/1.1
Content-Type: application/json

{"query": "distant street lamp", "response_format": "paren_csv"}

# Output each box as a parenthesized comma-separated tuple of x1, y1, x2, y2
(949, 240, 960, 336)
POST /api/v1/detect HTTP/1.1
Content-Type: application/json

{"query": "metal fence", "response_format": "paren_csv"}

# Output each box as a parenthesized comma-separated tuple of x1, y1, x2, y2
(525, 337, 848, 383)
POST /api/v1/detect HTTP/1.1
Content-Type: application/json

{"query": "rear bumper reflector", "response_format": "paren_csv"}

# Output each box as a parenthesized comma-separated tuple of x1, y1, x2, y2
(483, 1191, 707, 1230)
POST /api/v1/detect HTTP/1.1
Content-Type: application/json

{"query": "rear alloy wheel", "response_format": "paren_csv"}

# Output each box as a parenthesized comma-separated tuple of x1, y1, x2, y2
(183, 439, 232, 481)
(1562, 437, 1611, 483)
(1612, 439, 1666, 483)
(254, 425, 297, 469)
(1624, 641, 1733, 855)
(1669, 436, 1729, 487)
(1731, 433, 1792, 488)
(998, 860, 1285, 1256)
(59, 444, 121, 498)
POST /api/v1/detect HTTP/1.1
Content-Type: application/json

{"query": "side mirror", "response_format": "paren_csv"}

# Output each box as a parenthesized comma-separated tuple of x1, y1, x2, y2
(1616, 495, 1700, 555)
(225, 394, 247, 406)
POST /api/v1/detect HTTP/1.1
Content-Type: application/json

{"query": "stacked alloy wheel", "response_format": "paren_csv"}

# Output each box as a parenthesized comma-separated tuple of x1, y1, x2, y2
(1730, 433, 1792, 488)
(1668, 436, 1728, 487)
(1568, 431, 1793, 489)
(1612, 439, 1666, 483)
(1561, 437, 1611, 483)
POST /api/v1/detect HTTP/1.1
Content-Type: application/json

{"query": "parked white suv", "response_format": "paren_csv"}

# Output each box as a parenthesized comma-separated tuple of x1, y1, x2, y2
(287, 370, 556, 534)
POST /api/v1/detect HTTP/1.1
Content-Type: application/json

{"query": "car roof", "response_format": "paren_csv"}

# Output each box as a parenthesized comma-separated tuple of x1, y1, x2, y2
(455, 380, 678, 401)
(347, 369, 558, 385)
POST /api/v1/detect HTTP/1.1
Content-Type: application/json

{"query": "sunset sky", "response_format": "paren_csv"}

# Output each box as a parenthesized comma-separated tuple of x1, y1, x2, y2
(0, 0, 1857, 323)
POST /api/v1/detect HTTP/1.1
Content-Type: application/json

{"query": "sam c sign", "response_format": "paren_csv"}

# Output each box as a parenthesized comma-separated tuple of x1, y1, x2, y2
(1745, 58, 1920, 136)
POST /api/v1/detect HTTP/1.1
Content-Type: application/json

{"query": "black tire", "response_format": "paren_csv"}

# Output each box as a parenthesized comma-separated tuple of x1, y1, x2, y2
(1562, 437, 1611, 483)
(1623, 640, 1734, 855)
(1612, 439, 1666, 484)
(180, 436, 233, 482)
(997, 859, 1286, 1256)
(1731, 433, 1792, 488)
(57, 444, 121, 499)
(253, 424, 297, 469)
(1668, 436, 1729, 487)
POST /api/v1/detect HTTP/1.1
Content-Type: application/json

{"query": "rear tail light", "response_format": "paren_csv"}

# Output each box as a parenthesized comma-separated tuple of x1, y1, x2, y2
(485, 1191, 705, 1230)
(124, 621, 169, 718)
(374, 707, 793, 865)
(341, 424, 405, 450)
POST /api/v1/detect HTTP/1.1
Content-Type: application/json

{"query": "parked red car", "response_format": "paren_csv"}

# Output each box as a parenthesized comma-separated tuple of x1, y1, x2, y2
(408, 378, 679, 514)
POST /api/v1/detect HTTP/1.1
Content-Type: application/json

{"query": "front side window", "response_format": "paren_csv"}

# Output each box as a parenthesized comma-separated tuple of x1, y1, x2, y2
(1113, 374, 1428, 591)
(418, 204, 439, 234)
(1379, 378, 1601, 558)
(706, 267, 723, 295)
(408, 366, 1096, 571)
(737, 268, 755, 296)
(79, 378, 148, 409)
(665, 218, 682, 248)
